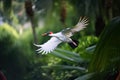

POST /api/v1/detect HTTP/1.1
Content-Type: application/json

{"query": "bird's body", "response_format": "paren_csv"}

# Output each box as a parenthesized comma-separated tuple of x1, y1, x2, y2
(34, 17, 89, 54)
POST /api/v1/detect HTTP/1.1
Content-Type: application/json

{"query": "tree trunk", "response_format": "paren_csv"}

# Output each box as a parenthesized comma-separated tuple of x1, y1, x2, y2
(60, 0, 66, 27)
(95, 15, 105, 37)
(30, 16, 38, 44)
(25, 0, 38, 44)
(95, 0, 113, 37)
(105, 0, 113, 20)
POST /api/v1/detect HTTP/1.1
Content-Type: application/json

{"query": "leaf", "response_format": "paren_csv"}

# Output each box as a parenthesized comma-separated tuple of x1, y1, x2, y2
(74, 73, 94, 80)
(51, 48, 85, 63)
(89, 17, 120, 72)
(56, 48, 80, 57)
(52, 51, 77, 62)
(42, 65, 86, 71)
(86, 45, 96, 53)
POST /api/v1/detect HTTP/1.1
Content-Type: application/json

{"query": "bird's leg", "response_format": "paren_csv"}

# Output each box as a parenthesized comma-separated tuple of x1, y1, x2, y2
(68, 39, 79, 49)
(71, 40, 77, 46)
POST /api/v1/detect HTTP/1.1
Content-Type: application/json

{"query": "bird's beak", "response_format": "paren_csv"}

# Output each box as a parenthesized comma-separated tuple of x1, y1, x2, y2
(41, 33, 48, 36)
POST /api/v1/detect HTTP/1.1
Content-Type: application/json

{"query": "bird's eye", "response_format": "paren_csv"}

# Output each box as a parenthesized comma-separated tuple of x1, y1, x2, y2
(49, 32, 53, 34)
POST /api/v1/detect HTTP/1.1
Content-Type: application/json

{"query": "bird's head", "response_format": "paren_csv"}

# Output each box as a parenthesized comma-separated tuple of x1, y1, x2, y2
(42, 32, 53, 36)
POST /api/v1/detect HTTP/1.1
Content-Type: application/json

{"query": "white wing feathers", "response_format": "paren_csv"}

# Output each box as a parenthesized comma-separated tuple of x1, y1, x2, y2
(71, 17, 89, 33)
(34, 37, 62, 54)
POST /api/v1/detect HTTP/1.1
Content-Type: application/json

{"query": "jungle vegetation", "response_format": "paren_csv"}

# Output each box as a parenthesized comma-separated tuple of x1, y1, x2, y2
(0, 0, 120, 80)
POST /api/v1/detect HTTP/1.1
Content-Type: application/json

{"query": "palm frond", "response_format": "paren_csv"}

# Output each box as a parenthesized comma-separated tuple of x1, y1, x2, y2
(42, 65, 86, 71)
(86, 45, 96, 53)
(74, 73, 94, 80)
(51, 49, 85, 63)
(89, 16, 120, 72)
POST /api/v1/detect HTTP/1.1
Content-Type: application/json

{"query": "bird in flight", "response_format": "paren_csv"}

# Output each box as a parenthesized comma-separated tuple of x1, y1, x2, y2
(34, 17, 89, 54)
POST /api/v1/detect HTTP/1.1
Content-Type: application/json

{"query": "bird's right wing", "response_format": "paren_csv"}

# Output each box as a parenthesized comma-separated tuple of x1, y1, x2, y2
(71, 17, 89, 33)
(34, 37, 62, 54)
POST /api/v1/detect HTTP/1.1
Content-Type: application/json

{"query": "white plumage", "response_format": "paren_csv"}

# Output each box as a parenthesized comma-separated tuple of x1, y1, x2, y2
(34, 37, 62, 54)
(34, 17, 89, 54)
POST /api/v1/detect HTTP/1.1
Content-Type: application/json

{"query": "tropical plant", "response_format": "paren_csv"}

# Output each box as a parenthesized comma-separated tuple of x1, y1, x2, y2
(0, 23, 35, 80)
(69, 16, 120, 80)
(87, 16, 120, 80)
(40, 16, 120, 80)
(38, 36, 98, 80)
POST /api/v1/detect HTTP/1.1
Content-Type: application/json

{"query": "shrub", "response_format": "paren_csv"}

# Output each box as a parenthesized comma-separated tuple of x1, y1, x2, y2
(0, 23, 34, 80)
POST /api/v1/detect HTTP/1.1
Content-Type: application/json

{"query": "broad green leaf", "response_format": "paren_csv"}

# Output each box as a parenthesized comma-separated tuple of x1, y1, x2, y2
(42, 65, 86, 71)
(86, 45, 96, 53)
(51, 51, 84, 63)
(56, 48, 80, 57)
(74, 73, 94, 80)
(89, 17, 120, 72)
(51, 48, 85, 63)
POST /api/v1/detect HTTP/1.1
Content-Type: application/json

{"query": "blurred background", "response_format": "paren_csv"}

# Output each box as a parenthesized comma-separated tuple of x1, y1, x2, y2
(0, 0, 120, 80)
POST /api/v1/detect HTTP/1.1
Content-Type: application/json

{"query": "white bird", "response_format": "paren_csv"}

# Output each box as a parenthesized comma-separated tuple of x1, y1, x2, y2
(34, 17, 89, 54)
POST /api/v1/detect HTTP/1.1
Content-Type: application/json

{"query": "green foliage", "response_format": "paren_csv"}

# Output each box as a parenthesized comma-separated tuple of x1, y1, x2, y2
(35, 35, 98, 80)
(61, 36, 98, 61)
(74, 36, 98, 53)
(0, 0, 120, 80)
(89, 17, 120, 72)
(0, 23, 18, 55)
(87, 17, 120, 80)
(0, 24, 35, 80)
(3, 0, 12, 14)
(74, 73, 94, 80)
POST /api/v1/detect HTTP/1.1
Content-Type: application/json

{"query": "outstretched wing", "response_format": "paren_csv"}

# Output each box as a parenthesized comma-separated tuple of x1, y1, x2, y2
(34, 37, 62, 54)
(62, 17, 89, 38)
(71, 17, 88, 33)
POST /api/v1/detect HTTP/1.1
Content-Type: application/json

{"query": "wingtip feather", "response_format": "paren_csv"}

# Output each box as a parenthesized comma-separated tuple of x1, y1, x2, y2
(79, 17, 89, 23)
(33, 43, 41, 47)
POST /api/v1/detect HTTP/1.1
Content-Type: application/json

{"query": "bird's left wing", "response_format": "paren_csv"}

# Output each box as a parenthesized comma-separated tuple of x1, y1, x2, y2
(62, 17, 89, 38)
(34, 37, 62, 54)
(71, 17, 89, 33)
